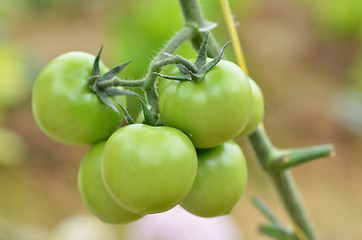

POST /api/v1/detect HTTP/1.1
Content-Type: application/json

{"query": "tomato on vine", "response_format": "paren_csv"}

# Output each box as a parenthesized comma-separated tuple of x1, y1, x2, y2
(157, 36, 252, 148)
(102, 122, 198, 214)
(237, 78, 264, 138)
(78, 141, 143, 223)
(32, 51, 131, 146)
(180, 141, 248, 217)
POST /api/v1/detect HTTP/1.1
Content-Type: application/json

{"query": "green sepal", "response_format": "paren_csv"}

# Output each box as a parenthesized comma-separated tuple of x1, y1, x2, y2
(153, 72, 192, 82)
(98, 60, 132, 82)
(92, 45, 103, 76)
(139, 98, 156, 126)
(118, 103, 135, 125)
(105, 88, 142, 98)
(87, 75, 98, 87)
(95, 88, 120, 117)
(176, 64, 190, 75)
(194, 33, 208, 70)
(199, 41, 231, 74)
(155, 35, 232, 83)
(87, 47, 136, 116)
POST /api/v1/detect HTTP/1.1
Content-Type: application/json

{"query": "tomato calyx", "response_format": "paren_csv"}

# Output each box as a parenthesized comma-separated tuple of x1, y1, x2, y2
(120, 99, 192, 139)
(118, 98, 194, 148)
(154, 34, 231, 83)
(120, 98, 191, 141)
(139, 98, 156, 126)
(119, 98, 156, 126)
(88, 46, 141, 116)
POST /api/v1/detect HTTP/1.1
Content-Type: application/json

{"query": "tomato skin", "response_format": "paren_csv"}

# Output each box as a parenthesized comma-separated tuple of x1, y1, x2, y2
(158, 59, 252, 149)
(78, 142, 143, 223)
(180, 141, 247, 218)
(32, 52, 126, 146)
(237, 78, 264, 138)
(102, 124, 198, 214)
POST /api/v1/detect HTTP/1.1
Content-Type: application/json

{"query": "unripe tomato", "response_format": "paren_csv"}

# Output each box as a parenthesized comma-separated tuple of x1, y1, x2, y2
(32, 52, 126, 146)
(180, 141, 247, 217)
(78, 142, 143, 223)
(237, 78, 264, 138)
(158, 60, 252, 149)
(102, 124, 197, 214)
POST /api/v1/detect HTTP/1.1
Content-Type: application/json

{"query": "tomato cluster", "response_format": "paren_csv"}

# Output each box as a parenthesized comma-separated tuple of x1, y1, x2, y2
(32, 47, 264, 223)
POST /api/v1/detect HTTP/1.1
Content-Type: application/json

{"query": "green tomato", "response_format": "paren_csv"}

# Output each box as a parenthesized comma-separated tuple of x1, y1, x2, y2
(32, 52, 125, 146)
(78, 141, 143, 224)
(102, 124, 197, 214)
(237, 78, 264, 138)
(158, 59, 252, 149)
(180, 141, 247, 218)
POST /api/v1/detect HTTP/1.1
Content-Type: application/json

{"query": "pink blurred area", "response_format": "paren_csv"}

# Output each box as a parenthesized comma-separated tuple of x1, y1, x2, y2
(126, 205, 242, 240)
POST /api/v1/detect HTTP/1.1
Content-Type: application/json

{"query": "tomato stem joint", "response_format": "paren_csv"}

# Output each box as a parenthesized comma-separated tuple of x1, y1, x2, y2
(154, 34, 232, 83)
(88, 46, 141, 116)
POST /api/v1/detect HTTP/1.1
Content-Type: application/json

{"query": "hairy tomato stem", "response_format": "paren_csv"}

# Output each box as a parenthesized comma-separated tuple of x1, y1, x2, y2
(178, 0, 221, 57)
(143, 25, 195, 91)
(97, 78, 145, 89)
(142, 25, 196, 120)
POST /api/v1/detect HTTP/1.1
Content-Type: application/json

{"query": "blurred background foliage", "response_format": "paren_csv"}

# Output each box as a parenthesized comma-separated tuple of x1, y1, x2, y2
(0, 0, 361, 239)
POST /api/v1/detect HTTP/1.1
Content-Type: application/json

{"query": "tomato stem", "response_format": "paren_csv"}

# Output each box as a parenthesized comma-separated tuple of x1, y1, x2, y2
(248, 126, 334, 240)
(178, 0, 221, 57)
(97, 78, 145, 88)
(154, 36, 232, 83)
(259, 223, 298, 240)
(142, 25, 196, 120)
(252, 197, 298, 239)
(143, 25, 196, 91)
(275, 144, 334, 170)
(153, 55, 197, 73)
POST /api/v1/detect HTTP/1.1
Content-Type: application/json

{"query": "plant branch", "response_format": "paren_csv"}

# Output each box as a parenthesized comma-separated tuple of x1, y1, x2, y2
(275, 144, 334, 170)
(248, 126, 334, 240)
(143, 25, 196, 119)
(144, 25, 195, 90)
(153, 55, 197, 73)
(178, 0, 221, 57)
(253, 197, 299, 239)
(252, 197, 279, 223)
(259, 223, 298, 240)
